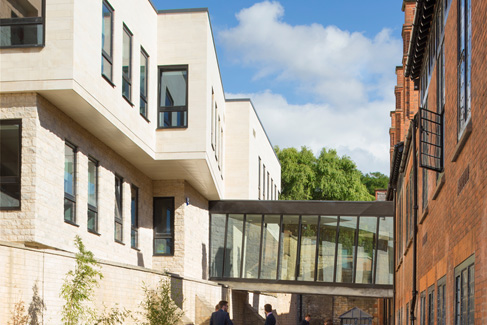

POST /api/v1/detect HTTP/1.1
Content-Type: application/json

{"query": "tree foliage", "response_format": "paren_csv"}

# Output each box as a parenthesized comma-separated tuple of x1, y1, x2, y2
(276, 146, 374, 201)
(139, 279, 183, 325)
(361, 171, 389, 196)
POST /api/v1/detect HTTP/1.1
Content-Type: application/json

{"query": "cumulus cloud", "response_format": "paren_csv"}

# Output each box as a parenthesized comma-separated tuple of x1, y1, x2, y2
(219, 1, 401, 174)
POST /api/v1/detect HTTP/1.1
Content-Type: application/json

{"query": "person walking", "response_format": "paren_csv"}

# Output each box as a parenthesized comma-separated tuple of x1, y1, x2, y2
(324, 318, 333, 325)
(264, 304, 276, 325)
(300, 314, 311, 325)
(210, 300, 233, 325)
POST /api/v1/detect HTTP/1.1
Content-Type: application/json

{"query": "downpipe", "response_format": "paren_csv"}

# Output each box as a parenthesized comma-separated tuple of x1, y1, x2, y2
(410, 116, 419, 324)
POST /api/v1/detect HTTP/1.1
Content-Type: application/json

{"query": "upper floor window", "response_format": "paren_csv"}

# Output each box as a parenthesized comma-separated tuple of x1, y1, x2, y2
(0, 119, 21, 210)
(87, 157, 98, 233)
(140, 48, 149, 119)
(114, 175, 123, 242)
(64, 142, 77, 224)
(457, 0, 471, 138)
(158, 66, 188, 128)
(101, 0, 113, 82)
(122, 24, 132, 102)
(131, 185, 138, 249)
(0, 0, 44, 48)
(153, 197, 174, 255)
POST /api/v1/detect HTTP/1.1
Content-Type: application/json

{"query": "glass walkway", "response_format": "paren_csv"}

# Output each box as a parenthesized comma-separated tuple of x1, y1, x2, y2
(209, 200, 394, 298)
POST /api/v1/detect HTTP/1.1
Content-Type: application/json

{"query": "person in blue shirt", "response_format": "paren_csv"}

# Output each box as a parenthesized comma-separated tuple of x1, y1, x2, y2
(210, 300, 233, 325)
(300, 314, 311, 325)
(264, 304, 276, 325)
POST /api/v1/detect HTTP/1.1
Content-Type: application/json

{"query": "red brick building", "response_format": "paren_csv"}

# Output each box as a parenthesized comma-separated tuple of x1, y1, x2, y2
(388, 0, 486, 324)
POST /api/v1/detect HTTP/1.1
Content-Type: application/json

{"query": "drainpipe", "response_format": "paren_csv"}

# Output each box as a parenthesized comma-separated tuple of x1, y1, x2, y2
(410, 116, 419, 324)
(392, 188, 397, 325)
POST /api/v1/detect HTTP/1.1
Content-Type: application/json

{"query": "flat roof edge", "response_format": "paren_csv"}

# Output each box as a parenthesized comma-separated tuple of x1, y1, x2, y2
(157, 8, 208, 14)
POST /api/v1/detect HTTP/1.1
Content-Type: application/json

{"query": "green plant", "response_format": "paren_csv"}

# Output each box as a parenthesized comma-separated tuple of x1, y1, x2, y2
(8, 298, 29, 325)
(60, 236, 103, 324)
(140, 278, 183, 325)
(93, 304, 133, 325)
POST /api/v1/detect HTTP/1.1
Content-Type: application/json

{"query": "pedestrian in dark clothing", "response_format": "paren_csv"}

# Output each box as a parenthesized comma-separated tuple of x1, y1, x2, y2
(210, 300, 233, 325)
(300, 314, 311, 325)
(264, 304, 276, 325)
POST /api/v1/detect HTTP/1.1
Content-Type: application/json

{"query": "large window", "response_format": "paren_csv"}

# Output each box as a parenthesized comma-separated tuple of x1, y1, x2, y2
(455, 255, 474, 325)
(122, 24, 132, 102)
(101, 0, 113, 81)
(437, 277, 446, 325)
(0, 0, 44, 48)
(140, 48, 149, 118)
(64, 142, 77, 224)
(457, 0, 471, 138)
(153, 197, 174, 255)
(114, 175, 123, 242)
(131, 185, 138, 249)
(87, 157, 98, 232)
(428, 285, 435, 325)
(158, 66, 188, 128)
(0, 119, 21, 209)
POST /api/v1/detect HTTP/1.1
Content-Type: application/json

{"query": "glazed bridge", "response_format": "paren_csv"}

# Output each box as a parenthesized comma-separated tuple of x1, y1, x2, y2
(208, 200, 394, 298)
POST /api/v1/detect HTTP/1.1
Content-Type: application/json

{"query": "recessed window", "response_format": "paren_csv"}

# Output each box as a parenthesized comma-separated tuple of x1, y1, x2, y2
(153, 197, 174, 255)
(101, 0, 113, 81)
(437, 277, 446, 325)
(114, 175, 123, 242)
(87, 157, 98, 233)
(140, 48, 149, 118)
(455, 255, 474, 325)
(64, 142, 77, 224)
(131, 185, 138, 249)
(122, 25, 132, 102)
(0, 119, 21, 210)
(258, 156, 261, 199)
(0, 0, 45, 48)
(158, 66, 188, 128)
(457, 0, 471, 138)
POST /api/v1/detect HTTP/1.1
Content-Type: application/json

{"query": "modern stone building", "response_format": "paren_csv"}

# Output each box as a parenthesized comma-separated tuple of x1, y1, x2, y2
(0, 0, 281, 323)
(389, 0, 486, 324)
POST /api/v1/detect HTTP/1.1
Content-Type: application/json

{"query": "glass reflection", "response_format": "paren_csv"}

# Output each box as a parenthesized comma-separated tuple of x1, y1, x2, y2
(210, 214, 226, 278)
(242, 214, 262, 279)
(376, 217, 394, 284)
(336, 216, 357, 283)
(260, 215, 281, 280)
(279, 215, 300, 280)
(224, 214, 244, 278)
(355, 217, 377, 284)
(298, 215, 318, 281)
(317, 216, 338, 282)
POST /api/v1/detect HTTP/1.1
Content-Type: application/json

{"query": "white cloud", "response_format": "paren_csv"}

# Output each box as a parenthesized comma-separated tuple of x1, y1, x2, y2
(220, 1, 401, 174)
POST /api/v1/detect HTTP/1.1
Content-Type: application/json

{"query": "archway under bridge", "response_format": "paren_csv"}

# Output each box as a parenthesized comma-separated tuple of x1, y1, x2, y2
(208, 200, 394, 298)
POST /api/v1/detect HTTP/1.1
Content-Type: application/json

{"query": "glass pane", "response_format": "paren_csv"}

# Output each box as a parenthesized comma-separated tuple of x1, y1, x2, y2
(242, 214, 262, 279)
(131, 228, 138, 248)
(88, 160, 97, 207)
(223, 214, 244, 278)
(317, 216, 338, 282)
(140, 98, 147, 117)
(298, 215, 318, 281)
(114, 177, 122, 220)
(122, 29, 131, 79)
(0, 122, 21, 208)
(1, 0, 42, 18)
(102, 2, 112, 54)
(160, 111, 187, 128)
(64, 199, 75, 223)
(336, 216, 357, 283)
(160, 70, 187, 107)
(279, 215, 299, 280)
(468, 265, 474, 325)
(376, 217, 394, 285)
(88, 209, 97, 232)
(210, 214, 226, 277)
(140, 53, 147, 96)
(154, 198, 173, 235)
(0, 24, 43, 47)
(260, 214, 280, 280)
(355, 217, 377, 284)
(115, 221, 122, 241)
(154, 238, 172, 255)
(122, 78, 131, 100)
(102, 56, 112, 80)
(131, 186, 137, 227)
(64, 144, 75, 196)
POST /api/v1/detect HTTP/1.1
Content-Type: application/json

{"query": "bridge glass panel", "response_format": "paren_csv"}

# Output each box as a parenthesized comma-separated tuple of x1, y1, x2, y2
(260, 214, 281, 280)
(336, 216, 357, 283)
(224, 214, 244, 278)
(317, 216, 338, 282)
(376, 217, 394, 285)
(242, 214, 262, 279)
(355, 217, 377, 284)
(298, 215, 319, 281)
(279, 215, 300, 280)
(210, 213, 226, 278)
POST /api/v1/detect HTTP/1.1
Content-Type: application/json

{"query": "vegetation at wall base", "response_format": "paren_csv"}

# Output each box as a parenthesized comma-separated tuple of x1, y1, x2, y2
(140, 279, 184, 325)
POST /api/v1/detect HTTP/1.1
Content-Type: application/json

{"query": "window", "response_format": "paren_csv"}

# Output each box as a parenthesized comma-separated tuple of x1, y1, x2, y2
(420, 291, 426, 325)
(140, 48, 149, 118)
(406, 303, 409, 325)
(267, 172, 270, 200)
(114, 175, 123, 242)
(122, 25, 132, 102)
(423, 168, 428, 210)
(274, 185, 277, 200)
(428, 285, 435, 325)
(437, 277, 446, 325)
(0, 0, 45, 48)
(211, 89, 216, 149)
(153, 197, 174, 255)
(131, 185, 138, 249)
(258, 157, 261, 199)
(397, 187, 403, 261)
(270, 179, 274, 200)
(64, 142, 77, 224)
(101, 0, 113, 81)
(455, 255, 474, 325)
(0, 119, 21, 209)
(262, 165, 266, 200)
(87, 158, 98, 233)
(437, 43, 445, 181)
(158, 66, 188, 128)
(457, 0, 471, 138)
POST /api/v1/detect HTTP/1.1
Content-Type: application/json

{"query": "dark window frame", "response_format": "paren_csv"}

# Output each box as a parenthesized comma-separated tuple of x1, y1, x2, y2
(122, 24, 133, 103)
(437, 276, 446, 325)
(157, 65, 189, 129)
(130, 185, 138, 249)
(114, 174, 123, 243)
(258, 156, 261, 199)
(64, 141, 77, 225)
(457, 0, 472, 139)
(455, 254, 475, 325)
(420, 291, 426, 325)
(139, 47, 149, 119)
(153, 197, 175, 256)
(101, 0, 114, 83)
(0, 119, 22, 210)
(87, 157, 99, 233)
(428, 285, 435, 325)
(0, 0, 46, 48)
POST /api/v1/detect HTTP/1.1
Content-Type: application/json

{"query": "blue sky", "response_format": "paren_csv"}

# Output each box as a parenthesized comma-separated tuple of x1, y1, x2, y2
(153, 1, 404, 175)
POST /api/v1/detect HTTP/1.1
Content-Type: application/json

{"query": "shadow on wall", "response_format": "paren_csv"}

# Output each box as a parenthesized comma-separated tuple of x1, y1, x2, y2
(7, 281, 46, 325)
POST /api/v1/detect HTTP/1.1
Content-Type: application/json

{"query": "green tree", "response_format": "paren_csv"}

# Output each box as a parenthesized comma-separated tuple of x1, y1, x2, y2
(361, 171, 389, 196)
(140, 279, 183, 325)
